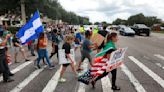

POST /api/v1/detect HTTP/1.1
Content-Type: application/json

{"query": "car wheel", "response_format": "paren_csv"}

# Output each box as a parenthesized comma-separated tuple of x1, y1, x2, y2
(123, 32, 126, 36)
(119, 32, 122, 35)
(146, 32, 150, 36)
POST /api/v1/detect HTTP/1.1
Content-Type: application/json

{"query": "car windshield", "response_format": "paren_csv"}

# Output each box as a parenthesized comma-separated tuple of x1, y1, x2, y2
(125, 27, 133, 31)
(137, 24, 148, 28)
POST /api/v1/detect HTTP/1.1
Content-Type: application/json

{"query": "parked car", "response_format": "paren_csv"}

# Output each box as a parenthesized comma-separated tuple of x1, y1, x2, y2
(119, 27, 135, 36)
(131, 24, 150, 36)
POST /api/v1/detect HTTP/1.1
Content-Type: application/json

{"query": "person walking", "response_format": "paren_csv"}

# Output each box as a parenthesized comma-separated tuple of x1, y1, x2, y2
(77, 31, 97, 71)
(12, 34, 30, 63)
(36, 32, 54, 69)
(96, 32, 120, 90)
(0, 31, 14, 82)
(59, 35, 77, 82)
(27, 40, 36, 56)
(49, 29, 59, 60)
(97, 26, 109, 53)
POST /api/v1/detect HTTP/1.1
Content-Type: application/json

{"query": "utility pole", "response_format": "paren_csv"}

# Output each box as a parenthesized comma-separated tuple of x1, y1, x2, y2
(20, 0, 26, 24)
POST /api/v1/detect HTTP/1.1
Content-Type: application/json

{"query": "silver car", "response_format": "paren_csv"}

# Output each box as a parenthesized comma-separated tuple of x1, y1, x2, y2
(119, 27, 135, 36)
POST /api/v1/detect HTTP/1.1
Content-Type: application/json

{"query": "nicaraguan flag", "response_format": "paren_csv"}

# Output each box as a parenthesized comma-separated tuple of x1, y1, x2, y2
(16, 11, 43, 45)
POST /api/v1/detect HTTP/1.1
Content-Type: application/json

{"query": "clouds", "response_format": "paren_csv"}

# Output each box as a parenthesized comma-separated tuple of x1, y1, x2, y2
(58, 0, 164, 23)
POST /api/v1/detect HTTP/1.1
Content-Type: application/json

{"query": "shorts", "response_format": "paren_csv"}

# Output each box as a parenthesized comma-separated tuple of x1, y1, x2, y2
(14, 47, 24, 53)
(62, 63, 70, 67)
(81, 50, 92, 62)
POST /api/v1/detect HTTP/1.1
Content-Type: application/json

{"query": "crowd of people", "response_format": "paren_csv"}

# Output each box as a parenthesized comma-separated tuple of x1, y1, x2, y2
(0, 24, 120, 90)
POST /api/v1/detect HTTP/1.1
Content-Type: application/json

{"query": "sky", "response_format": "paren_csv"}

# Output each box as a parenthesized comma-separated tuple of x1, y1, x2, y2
(58, 0, 164, 23)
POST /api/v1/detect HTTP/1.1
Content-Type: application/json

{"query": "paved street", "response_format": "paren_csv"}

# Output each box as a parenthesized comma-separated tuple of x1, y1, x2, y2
(0, 32, 164, 92)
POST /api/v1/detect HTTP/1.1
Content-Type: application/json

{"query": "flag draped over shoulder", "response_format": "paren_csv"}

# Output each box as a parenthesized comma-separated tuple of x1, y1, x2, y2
(16, 11, 43, 45)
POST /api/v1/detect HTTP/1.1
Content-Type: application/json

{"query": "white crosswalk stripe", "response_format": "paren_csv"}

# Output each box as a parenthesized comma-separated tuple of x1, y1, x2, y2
(42, 66, 62, 92)
(154, 54, 164, 60)
(120, 64, 146, 92)
(3, 55, 164, 92)
(0, 61, 32, 82)
(101, 76, 113, 92)
(10, 66, 46, 92)
(129, 56, 164, 88)
(78, 59, 88, 92)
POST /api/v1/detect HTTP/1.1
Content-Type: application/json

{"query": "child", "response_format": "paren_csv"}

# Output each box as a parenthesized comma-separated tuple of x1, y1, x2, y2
(59, 35, 77, 82)
(77, 31, 97, 71)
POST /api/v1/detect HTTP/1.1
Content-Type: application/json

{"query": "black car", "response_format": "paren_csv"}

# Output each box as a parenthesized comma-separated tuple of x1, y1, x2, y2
(131, 24, 150, 36)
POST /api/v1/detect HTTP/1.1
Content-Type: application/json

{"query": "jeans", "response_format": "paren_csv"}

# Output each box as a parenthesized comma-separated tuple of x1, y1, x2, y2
(0, 49, 10, 81)
(37, 49, 52, 67)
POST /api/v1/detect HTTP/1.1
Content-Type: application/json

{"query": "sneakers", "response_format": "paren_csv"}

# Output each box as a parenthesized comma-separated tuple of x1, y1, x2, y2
(37, 65, 41, 69)
(15, 61, 19, 63)
(111, 86, 121, 90)
(3, 78, 14, 83)
(49, 65, 55, 69)
(25, 59, 30, 62)
(59, 78, 66, 83)
(32, 54, 36, 56)
(9, 73, 14, 76)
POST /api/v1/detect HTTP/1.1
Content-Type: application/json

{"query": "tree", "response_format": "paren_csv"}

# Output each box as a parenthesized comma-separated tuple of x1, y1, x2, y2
(111, 13, 162, 27)
(144, 16, 161, 27)
(0, 0, 90, 25)
(127, 13, 145, 25)
(94, 22, 100, 25)
(112, 18, 127, 25)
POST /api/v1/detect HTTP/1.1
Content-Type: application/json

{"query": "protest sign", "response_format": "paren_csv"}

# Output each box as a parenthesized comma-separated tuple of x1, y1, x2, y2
(91, 33, 105, 47)
(58, 49, 75, 65)
(107, 47, 128, 72)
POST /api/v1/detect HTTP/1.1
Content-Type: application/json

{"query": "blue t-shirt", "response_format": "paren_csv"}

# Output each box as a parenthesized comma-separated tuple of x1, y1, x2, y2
(75, 33, 81, 41)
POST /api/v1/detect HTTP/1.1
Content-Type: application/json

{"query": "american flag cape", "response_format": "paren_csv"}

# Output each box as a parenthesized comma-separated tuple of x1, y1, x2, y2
(78, 56, 109, 85)
(90, 56, 108, 76)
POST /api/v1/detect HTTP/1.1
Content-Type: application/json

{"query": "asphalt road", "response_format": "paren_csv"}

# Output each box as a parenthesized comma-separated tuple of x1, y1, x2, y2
(0, 32, 164, 92)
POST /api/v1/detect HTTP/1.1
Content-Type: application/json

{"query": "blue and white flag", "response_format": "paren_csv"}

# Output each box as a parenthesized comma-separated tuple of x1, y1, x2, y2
(16, 11, 43, 45)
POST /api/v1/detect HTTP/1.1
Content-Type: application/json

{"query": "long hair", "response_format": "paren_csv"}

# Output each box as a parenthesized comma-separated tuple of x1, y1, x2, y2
(106, 32, 117, 43)
(37, 32, 45, 50)
(38, 32, 45, 40)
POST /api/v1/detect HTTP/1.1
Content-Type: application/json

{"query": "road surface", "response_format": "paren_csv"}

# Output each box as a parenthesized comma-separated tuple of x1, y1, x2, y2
(0, 32, 164, 92)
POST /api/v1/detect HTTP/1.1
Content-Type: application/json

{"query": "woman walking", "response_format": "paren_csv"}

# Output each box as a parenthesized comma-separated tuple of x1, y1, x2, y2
(95, 32, 120, 90)
(36, 32, 54, 69)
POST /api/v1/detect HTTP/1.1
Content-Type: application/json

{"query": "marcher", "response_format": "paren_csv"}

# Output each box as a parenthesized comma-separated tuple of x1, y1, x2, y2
(12, 34, 30, 63)
(0, 31, 14, 82)
(59, 35, 77, 82)
(27, 40, 36, 56)
(77, 31, 97, 71)
(97, 26, 109, 53)
(36, 32, 54, 69)
(74, 29, 82, 51)
(95, 32, 120, 90)
(49, 29, 59, 59)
